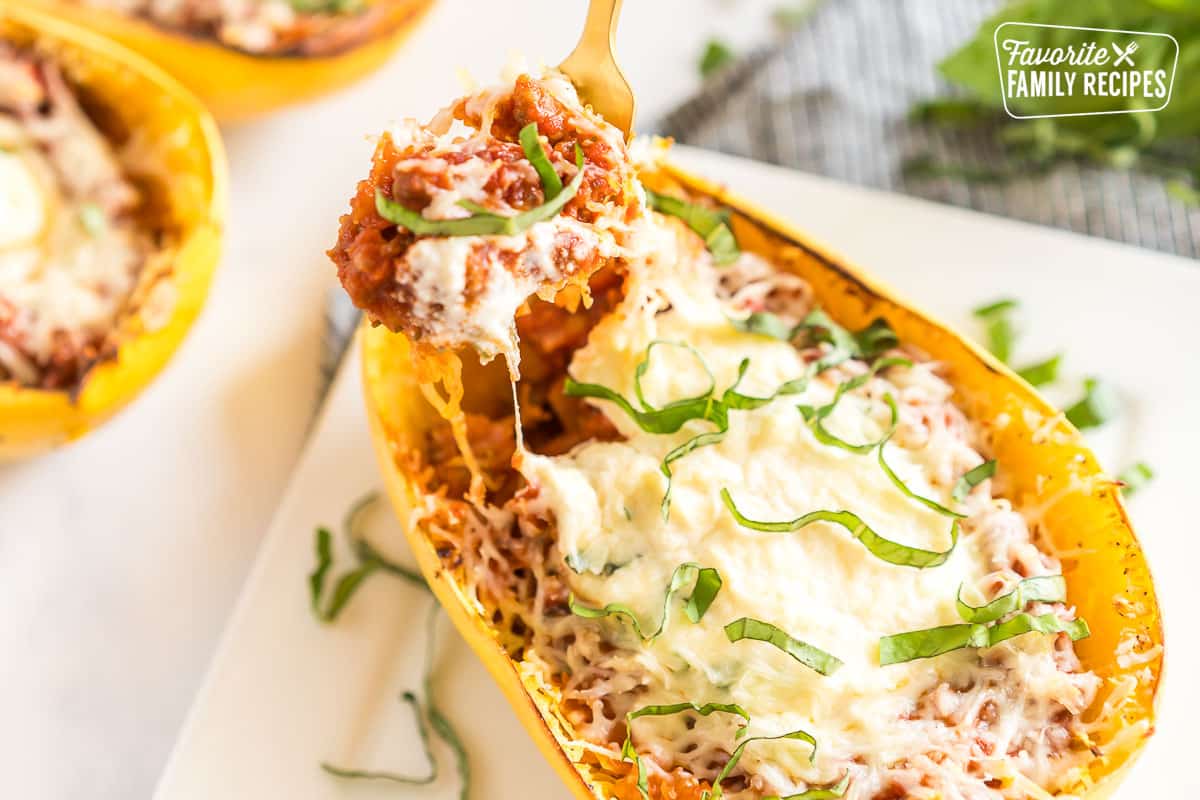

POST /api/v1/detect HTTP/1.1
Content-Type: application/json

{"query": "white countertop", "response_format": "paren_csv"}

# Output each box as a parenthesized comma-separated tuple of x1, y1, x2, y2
(0, 2, 783, 798)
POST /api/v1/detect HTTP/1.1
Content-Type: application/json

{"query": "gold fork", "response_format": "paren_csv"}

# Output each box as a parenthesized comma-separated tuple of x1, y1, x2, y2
(558, 0, 635, 141)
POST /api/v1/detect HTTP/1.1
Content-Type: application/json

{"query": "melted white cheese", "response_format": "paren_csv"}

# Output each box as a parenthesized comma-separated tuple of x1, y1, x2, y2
(0, 150, 44, 247)
(0, 138, 144, 382)
(519, 228, 1000, 786)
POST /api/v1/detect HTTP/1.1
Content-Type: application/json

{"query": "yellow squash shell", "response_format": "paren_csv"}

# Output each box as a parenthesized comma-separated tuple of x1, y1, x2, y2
(23, 0, 434, 121)
(361, 162, 1163, 800)
(0, 5, 225, 460)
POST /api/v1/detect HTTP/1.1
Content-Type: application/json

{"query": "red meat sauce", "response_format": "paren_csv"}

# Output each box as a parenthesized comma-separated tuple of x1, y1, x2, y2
(328, 74, 641, 344)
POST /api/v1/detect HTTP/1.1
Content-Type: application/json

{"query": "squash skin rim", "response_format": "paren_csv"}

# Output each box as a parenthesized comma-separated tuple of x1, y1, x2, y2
(360, 160, 1162, 800)
(0, 5, 227, 460)
(22, 0, 435, 121)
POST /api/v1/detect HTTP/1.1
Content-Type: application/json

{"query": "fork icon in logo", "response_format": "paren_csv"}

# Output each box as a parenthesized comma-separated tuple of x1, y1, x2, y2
(1112, 41, 1139, 66)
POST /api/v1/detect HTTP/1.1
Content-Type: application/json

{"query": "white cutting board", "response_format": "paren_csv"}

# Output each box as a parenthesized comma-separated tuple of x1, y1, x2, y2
(154, 147, 1200, 799)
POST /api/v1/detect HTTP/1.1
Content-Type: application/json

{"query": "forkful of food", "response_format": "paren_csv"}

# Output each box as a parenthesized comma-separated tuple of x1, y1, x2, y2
(328, 0, 644, 372)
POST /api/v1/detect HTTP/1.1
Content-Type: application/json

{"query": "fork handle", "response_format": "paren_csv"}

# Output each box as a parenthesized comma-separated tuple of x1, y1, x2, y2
(572, 0, 623, 59)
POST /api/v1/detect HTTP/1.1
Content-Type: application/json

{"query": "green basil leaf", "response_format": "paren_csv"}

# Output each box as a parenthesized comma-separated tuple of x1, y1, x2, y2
(566, 340, 718, 435)
(879, 622, 990, 665)
(795, 309, 860, 369)
(375, 191, 513, 236)
(853, 318, 900, 359)
(729, 311, 898, 369)
(699, 39, 736, 78)
(1118, 461, 1155, 497)
(686, 568, 724, 622)
(795, 358, 910, 453)
(374, 143, 584, 237)
(661, 430, 728, 518)
(569, 562, 723, 640)
(646, 189, 740, 265)
(323, 605, 469, 799)
(1016, 354, 1062, 387)
(321, 691, 436, 784)
(633, 340, 716, 414)
(623, 702, 751, 800)
(323, 563, 378, 621)
(972, 297, 1019, 363)
(878, 437, 966, 519)
(724, 617, 843, 676)
(354, 539, 429, 589)
(769, 773, 851, 799)
(309, 527, 334, 614)
(706, 729, 819, 800)
(987, 612, 1090, 646)
(880, 611, 1088, 665)
(722, 488, 959, 568)
(972, 298, 1018, 317)
(729, 311, 797, 342)
(956, 575, 1066, 624)
(310, 493, 429, 623)
(519, 122, 563, 200)
(800, 390, 900, 455)
(505, 144, 585, 232)
(951, 459, 995, 503)
(420, 605, 471, 800)
(564, 378, 713, 434)
(1065, 377, 1119, 430)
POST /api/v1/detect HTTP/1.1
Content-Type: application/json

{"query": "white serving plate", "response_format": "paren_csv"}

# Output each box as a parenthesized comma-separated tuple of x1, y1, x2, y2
(155, 147, 1200, 799)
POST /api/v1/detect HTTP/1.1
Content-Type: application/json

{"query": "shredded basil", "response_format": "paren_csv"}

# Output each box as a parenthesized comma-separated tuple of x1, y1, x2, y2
(687, 567, 724, 622)
(320, 587, 469, 798)
(309, 493, 429, 622)
(729, 310, 798, 342)
(622, 702, 750, 800)
(972, 298, 1019, 317)
(645, 189, 740, 265)
(660, 430, 729, 516)
(795, 356, 911, 454)
(1016, 354, 1062, 387)
(564, 340, 717, 435)
(518, 122, 563, 200)
(956, 575, 1067, 624)
(1118, 461, 1155, 497)
(853, 318, 901, 360)
(566, 345, 807, 519)
(321, 691, 436, 784)
(972, 297, 1019, 363)
(881, 597, 1088, 665)
(309, 527, 334, 615)
(989, 612, 1090, 646)
(951, 459, 996, 503)
(877, 437, 966, 519)
(724, 617, 843, 676)
(705, 729, 818, 800)
(1065, 377, 1119, 430)
(731, 311, 900, 370)
(799, 389, 901, 455)
(769, 773, 851, 799)
(569, 562, 722, 640)
(633, 341, 718, 415)
(422, 607, 471, 800)
(374, 142, 583, 237)
(699, 39, 736, 78)
(879, 622, 990, 665)
(721, 488, 959, 568)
